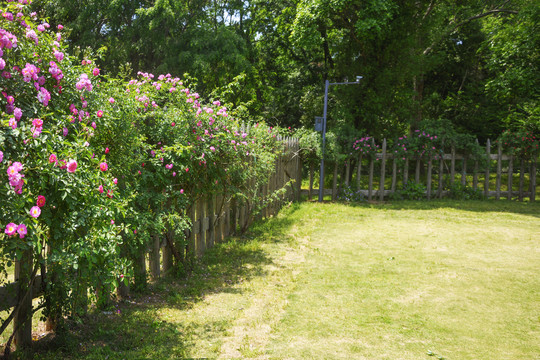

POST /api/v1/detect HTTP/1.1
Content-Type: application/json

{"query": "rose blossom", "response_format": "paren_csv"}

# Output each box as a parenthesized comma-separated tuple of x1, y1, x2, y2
(36, 195, 46, 207)
(30, 206, 41, 218)
(66, 159, 77, 173)
(17, 224, 27, 238)
(5, 223, 18, 236)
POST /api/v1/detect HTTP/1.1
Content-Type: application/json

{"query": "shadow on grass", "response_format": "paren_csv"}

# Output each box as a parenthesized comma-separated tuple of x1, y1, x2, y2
(23, 203, 303, 360)
(339, 198, 540, 218)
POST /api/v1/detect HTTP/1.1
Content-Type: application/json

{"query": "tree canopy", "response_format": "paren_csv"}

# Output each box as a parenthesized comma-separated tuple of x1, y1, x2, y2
(32, 0, 539, 140)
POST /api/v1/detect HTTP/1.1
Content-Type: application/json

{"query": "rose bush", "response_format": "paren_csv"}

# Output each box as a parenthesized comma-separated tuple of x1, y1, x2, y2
(0, 0, 131, 325)
(1, 2, 288, 340)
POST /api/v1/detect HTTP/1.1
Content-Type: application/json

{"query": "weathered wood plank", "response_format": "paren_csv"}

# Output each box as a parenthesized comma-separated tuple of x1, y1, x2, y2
(507, 156, 513, 201)
(356, 154, 362, 190)
(379, 139, 387, 201)
(438, 154, 444, 199)
(519, 159, 525, 201)
(415, 158, 421, 183)
(197, 198, 206, 256)
(403, 158, 409, 186)
(496, 142, 502, 200)
(391, 157, 397, 193)
(484, 139, 491, 198)
(461, 156, 467, 186)
(368, 158, 374, 201)
(427, 158, 433, 200)
(530, 158, 537, 202)
(149, 235, 160, 280)
(14, 249, 33, 348)
(332, 162, 338, 201)
(451, 146, 456, 184)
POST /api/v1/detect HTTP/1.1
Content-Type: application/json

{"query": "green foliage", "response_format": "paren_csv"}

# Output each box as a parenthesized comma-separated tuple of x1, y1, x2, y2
(0, 2, 289, 340)
(32, 0, 536, 144)
(392, 130, 440, 163)
(295, 127, 321, 166)
(498, 129, 539, 159)
(419, 118, 486, 160)
(389, 181, 427, 201)
(446, 181, 484, 200)
(338, 186, 365, 203)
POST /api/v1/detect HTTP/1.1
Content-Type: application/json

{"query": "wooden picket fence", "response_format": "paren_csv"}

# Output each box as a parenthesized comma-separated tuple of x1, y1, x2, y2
(133, 137, 301, 282)
(305, 139, 538, 202)
(0, 137, 300, 350)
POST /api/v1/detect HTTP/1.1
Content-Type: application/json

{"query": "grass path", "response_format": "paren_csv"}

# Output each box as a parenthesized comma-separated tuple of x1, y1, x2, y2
(24, 200, 540, 359)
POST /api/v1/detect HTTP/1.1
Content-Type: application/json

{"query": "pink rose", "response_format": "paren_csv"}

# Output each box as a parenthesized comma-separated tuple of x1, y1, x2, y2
(66, 159, 77, 173)
(30, 206, 41, 218)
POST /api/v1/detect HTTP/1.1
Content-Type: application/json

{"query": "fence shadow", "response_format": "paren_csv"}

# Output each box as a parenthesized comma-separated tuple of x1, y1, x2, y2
(343, 199, 540, 218)
(29, 203, 302, 359)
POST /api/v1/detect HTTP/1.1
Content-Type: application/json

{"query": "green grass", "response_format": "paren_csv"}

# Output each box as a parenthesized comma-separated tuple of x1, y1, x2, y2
(266, 201, 540, 359)
(5, 200, 540, 359)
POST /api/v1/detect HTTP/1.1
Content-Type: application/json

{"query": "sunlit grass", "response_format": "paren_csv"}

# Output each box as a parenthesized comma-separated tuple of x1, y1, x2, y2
(267, 201, 540, 359)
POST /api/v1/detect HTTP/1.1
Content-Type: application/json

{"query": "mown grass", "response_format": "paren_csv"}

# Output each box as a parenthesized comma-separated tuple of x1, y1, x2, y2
(4, 200, 540, 359)
(266, 200, 540, 359)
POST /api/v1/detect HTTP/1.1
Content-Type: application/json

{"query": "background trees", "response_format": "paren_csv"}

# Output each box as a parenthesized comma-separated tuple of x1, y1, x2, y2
(32, 0, 538, 140)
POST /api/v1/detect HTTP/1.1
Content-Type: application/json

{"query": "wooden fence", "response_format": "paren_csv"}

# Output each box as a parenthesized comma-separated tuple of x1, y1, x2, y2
(304, 139, 538, 202)
(0, 137, 300, 350)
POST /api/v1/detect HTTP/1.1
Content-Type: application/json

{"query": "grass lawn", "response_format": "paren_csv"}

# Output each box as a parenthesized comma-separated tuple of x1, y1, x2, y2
(8, 200, 539, 359)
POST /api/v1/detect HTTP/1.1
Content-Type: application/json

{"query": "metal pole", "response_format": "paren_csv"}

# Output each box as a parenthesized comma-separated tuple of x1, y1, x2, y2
(319, 80, 329, 202)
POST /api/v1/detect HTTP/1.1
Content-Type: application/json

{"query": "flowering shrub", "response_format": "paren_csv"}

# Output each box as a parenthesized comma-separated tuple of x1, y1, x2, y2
(0, 2, 292, 339)
(352, 136, 379, 160)
(498, 129, 539, 159)
(393, 130, 440, 162)
(0, 1, 128, 325)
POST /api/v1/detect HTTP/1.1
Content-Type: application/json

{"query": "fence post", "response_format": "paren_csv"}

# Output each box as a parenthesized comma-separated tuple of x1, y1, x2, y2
(332, 162, 338, 201)
(451, 146, 456, 184)
(379, 139, 387, 201)
(231, 197, 238, 234)
(224, 195, 231, 236)
(484, 139, 491, 198)
(473, 140, 479, 191)
(368, 156, 374, 201)
(162, 232, 173, 274)
(188, 203, 196, 257)
(519, 158, 525, 201)
(507, 156, 514, 200)
(134, 251, 147, 290)
(403, 158, 409, 186)
(415, 158, 421, 183)
(73, 260, 88, 316)
(496, 142, 502, 200)
(149, 234, 160, 280)
(345, 159, 351, 188)
(391, 154, 397, 194)
(461, 155, 467, 186)
(530, 156, 537, 202)
(207, 195, 215, 249)
(438, 153, 444, 198)
(197, 198, 206, 256)
(14, 249, 33, 349)
(356, 154, 362, 190)
(427, 158, 433, 200)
